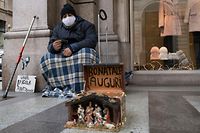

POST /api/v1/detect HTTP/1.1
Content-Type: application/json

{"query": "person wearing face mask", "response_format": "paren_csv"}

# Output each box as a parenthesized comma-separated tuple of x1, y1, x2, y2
(40, 3, 98, 96)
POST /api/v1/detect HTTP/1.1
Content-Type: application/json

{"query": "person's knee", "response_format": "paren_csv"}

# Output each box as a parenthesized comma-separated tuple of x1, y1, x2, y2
(78, 48, 96, 54)
(80, 48, 94, 51)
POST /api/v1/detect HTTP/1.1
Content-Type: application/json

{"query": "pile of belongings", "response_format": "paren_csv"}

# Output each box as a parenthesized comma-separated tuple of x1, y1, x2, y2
(42, 85, 76, 99)
(124, 71, 133, 86)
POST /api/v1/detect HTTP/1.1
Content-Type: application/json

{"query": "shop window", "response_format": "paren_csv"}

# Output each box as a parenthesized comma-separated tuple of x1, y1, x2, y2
(134, 0, 199, 70)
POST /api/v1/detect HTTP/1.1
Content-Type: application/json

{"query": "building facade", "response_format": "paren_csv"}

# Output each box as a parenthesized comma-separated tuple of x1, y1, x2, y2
(3, 0, 200, 91)
(0, 0, 12, 48)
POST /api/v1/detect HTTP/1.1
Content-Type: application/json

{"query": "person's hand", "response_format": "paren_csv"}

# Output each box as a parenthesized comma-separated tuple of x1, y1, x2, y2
(63, 48, 72, 57)
(53, 40, 62, 51)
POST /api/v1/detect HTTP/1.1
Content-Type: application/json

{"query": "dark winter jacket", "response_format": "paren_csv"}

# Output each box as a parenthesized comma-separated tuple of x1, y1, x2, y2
(48, 16, 97, 54)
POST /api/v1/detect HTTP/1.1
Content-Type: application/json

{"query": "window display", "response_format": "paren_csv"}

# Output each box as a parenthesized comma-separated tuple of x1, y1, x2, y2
(159, 0, 182, 37)
(184, 0, 200, 69)
(134, 0, 199, 70)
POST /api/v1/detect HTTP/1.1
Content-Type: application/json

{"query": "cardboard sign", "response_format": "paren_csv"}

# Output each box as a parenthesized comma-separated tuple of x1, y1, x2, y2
(84, 64, 125, 91)
(15, 75, 36, 92)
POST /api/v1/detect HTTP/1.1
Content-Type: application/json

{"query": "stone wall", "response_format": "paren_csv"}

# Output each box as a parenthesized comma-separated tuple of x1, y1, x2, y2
(3, 0, 99, 91)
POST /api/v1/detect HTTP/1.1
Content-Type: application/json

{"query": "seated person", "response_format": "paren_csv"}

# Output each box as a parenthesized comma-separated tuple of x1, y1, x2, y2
(40, 3, 98, 96)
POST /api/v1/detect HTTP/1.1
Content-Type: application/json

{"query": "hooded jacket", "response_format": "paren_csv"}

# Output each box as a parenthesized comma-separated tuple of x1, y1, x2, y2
(48, 16, 97, 54)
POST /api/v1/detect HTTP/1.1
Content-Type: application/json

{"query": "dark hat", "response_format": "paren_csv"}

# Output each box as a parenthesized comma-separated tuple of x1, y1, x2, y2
(60, 4, 76, 18)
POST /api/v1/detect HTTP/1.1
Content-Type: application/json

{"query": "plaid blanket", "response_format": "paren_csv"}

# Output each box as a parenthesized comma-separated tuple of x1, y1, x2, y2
(40, 48, 98, 93)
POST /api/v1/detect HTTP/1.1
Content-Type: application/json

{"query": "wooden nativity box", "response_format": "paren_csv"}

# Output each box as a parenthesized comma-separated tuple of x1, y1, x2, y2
(65, 64, 126, 132)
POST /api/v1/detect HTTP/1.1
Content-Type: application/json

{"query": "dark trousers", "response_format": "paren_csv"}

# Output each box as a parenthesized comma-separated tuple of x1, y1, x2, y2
(193, 32, 200, 69)
(163, 36, 178, 67)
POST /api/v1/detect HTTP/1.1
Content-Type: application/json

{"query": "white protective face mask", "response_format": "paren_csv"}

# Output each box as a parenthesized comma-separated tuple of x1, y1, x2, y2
(62, 16, 76, 27)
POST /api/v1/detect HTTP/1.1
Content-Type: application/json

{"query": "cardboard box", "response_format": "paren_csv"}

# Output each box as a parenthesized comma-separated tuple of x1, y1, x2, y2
(65, 64, 126, 132)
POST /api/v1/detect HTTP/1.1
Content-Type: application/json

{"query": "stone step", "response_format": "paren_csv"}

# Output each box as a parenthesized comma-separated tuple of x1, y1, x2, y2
(130, 70, 200, 86)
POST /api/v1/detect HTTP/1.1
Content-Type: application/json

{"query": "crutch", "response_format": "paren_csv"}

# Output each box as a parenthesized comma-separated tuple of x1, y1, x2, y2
(3, 16, 37, 98)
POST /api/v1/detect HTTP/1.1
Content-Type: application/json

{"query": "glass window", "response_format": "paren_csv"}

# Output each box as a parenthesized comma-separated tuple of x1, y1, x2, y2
(0, 20, 5, 48)
(0, 20, 5, 32)
(133, 0, 199, 70)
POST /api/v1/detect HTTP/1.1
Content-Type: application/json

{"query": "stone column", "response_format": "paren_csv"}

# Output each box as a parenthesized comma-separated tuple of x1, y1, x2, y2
(3, 0, 57, 91)
(116, 0, 131, 71)
(98, 0, 120, 63)
(130, 0, 135, 70)
(73, 0, 97, 25)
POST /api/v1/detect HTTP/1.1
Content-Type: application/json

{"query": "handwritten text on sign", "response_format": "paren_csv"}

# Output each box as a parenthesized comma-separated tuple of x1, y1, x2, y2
(15, 75, 36, 92)
(85, 65, 123, 89)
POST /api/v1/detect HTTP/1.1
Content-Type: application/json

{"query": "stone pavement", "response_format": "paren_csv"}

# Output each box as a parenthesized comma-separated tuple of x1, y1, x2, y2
(0, 85, 200, 133)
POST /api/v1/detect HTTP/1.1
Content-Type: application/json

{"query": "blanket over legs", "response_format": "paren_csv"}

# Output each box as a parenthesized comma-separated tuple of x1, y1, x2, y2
(40, 48, 98, 93)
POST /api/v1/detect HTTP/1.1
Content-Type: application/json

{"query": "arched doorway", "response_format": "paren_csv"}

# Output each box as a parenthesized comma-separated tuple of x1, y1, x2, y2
(142, 2, 163, 63)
